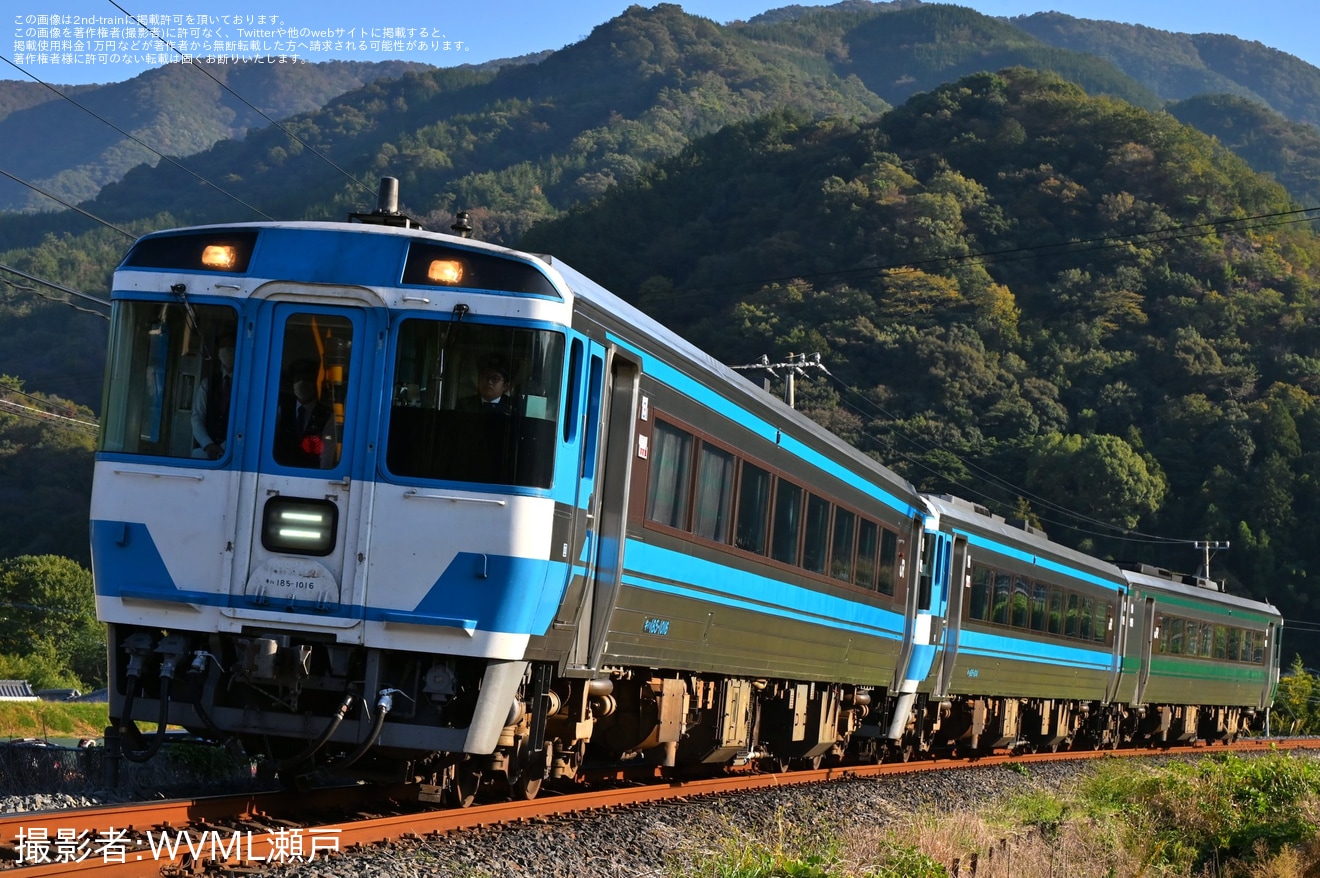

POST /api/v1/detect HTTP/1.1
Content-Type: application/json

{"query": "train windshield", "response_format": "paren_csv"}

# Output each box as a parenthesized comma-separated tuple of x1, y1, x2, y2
(99, 300, 240, 460)
(385, 320, 565, 489)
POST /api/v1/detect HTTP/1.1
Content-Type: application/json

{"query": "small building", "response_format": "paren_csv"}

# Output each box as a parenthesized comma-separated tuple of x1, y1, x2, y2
(0, 680, 38, 701)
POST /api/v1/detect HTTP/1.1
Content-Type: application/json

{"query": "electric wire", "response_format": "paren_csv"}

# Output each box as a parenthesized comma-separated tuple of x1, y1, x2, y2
(0, 169, 135, 239)
(0, 55, 275, 221)
(103, 0, 376, 200)
(0, 261, 111, 311)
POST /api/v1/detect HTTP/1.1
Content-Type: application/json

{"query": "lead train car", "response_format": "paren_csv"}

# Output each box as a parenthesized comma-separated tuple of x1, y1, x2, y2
(91, 210, 935, 795)
(91, 206, 1280, 798)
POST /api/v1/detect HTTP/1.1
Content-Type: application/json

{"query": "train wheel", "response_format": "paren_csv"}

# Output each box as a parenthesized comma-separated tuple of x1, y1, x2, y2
(448, 764, 481, 808)
(513, 744, 551, 800)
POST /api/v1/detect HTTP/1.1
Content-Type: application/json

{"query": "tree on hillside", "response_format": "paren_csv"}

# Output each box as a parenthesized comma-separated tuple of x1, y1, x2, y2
(0, 555, 104, 689)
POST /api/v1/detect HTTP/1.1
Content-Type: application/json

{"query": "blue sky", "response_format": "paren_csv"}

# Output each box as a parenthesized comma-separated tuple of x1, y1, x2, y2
(5, 0, 1318, 86)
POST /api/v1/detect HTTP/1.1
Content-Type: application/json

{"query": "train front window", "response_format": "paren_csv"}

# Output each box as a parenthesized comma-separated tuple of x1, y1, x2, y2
(100, 300, 239, 460)
(385, 320, 564, 488)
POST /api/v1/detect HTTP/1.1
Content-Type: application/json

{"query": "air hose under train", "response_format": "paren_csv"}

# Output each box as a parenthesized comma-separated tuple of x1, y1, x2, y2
(118, 672, 172, 763)
(274, 692, 357, 772)
(328, 689, 405, 770)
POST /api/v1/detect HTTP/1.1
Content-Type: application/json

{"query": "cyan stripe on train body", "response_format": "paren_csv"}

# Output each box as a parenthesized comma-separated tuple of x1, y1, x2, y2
(620, 541, 908, 641)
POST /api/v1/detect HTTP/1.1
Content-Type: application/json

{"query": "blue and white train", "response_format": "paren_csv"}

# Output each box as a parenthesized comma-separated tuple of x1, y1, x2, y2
(90, 180, 1282, 801)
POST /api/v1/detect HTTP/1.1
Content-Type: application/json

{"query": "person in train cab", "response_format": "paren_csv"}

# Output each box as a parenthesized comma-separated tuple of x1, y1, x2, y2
(457, 356, 513, 413)
(274, 358, 334, 468)
(191, 334, 236, 459)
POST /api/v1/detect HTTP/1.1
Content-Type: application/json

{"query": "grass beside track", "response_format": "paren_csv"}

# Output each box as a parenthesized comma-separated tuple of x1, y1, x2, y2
(677, 753, 1320, 878)
(0, 702, 108, 740)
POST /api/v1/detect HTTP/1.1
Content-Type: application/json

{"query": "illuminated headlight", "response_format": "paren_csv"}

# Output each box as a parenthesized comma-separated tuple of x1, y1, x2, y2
(262, 497, 338, 556)
(201, 244, 239, 271)
(427, 259, 464, 284)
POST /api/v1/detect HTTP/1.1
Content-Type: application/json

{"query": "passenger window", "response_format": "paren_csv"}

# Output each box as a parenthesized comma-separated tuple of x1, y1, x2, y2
(771, 480, 803, 565)
(1030, 583, 1048, 632)
(802, 494, 831, 575)
(734, 463, 771, 554)
(1011, 577, 1030, 628)
(1065, 594, 1080, 638)
(831, 509, 856, 583)
(692, 444, 735, 543)
(855, 520, 879, 591)
(877, 529, 898, 595)
(645, 421, 693, 529)
(1079, 596, 1094, 641)
(992, 573, 1011, 625)
(1047, 588, 1064, 635)
(968, 565, 991, 621)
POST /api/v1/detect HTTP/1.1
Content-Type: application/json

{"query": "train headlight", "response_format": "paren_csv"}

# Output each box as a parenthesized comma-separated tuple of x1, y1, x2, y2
(427, 259, 464, 285)
(201, 244, 239, 271)
(261, 497, 338, 556)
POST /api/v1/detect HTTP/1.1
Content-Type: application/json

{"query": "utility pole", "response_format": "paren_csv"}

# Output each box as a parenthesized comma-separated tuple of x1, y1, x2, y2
(731, 353, 831, 409)
(1193, 540, 1229, 581)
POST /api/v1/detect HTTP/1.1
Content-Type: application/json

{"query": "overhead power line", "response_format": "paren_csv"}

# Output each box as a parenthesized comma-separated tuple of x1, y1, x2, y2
(0, 169, 135, 239)
(104, 0, 376, 200)
(0, 55, 275, 221)
(0, 262, 111, 312)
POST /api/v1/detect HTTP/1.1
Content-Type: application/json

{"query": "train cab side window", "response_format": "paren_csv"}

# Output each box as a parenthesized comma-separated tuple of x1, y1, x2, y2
(734, 463, 771, 555)
(100, 301, 240, 460)
(386, 319, 564, 488)
(692, 443, 735, 542)
(646, 421, 694, 529)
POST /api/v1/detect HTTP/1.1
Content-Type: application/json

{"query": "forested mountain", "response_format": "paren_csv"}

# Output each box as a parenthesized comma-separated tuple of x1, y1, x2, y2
(1168, 95, 1320, 212)
(1013, 12, 1320, 127)
(0, 59, 432, 212)
(523, 70, 1320, 655)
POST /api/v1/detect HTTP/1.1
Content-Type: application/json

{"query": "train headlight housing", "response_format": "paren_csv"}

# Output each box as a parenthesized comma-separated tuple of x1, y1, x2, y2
(261, 497, 338, 556)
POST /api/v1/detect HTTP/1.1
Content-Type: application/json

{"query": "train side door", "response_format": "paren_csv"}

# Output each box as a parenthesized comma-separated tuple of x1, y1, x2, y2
(894, 523, 950, 693)
(565, 347, 640, 671)
(1135, 596, 1157, 705)
(223, 300, 375, 637)
(934, 535, 969, 698)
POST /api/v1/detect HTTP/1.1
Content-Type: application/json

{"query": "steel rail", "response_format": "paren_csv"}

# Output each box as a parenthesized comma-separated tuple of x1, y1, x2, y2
(2, 738, 1314, 876)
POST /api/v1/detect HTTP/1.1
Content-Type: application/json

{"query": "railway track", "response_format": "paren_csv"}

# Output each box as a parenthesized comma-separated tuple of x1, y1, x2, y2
(1, 738, 1312, 877)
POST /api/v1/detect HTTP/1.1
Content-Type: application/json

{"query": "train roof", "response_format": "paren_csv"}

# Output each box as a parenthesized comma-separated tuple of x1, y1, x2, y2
(922, 493, 1126, 585)
(1118, 564, 1281, 619)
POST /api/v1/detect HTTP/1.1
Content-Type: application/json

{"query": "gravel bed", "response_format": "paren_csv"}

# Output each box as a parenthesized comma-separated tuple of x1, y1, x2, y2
(261, 759, 1098, 878)
(5, 750, 1313, 876)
